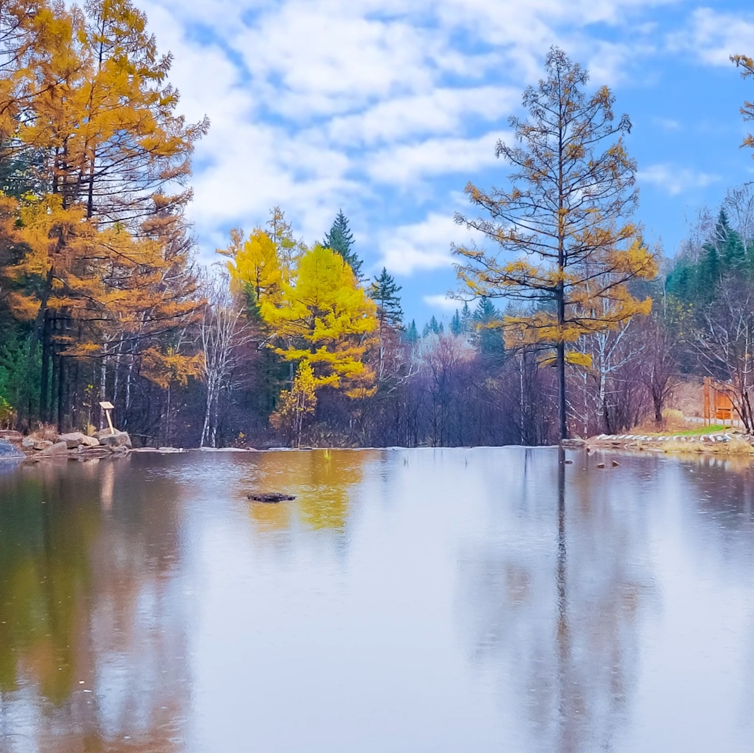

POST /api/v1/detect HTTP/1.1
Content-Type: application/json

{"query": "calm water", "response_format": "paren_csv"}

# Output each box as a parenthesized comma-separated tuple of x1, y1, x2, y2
(0, 448, 754, 752)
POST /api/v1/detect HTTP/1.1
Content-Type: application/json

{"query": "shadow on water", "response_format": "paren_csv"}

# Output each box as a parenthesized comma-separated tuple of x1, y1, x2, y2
(0, 457, 191, 753)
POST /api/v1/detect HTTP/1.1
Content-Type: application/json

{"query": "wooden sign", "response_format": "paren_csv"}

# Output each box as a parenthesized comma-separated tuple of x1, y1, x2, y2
(99, 401, 115, 434)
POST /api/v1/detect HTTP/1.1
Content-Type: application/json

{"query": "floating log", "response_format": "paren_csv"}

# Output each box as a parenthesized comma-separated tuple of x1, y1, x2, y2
(247, 492, 296, 503)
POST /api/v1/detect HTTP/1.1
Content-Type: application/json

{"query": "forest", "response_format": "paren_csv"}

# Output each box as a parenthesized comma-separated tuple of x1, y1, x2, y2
(2, 0, 754, 449)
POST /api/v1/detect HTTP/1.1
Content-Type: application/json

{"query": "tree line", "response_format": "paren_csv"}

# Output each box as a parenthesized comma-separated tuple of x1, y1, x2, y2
(2, 1, 754, 446)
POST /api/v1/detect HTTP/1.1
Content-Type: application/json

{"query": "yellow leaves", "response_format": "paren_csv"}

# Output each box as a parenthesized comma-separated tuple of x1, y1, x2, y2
(270, 360, 317, 443)
(257, 244, 377, 394)
(223, 228, 283, 306)
(140, 347, 202, 390)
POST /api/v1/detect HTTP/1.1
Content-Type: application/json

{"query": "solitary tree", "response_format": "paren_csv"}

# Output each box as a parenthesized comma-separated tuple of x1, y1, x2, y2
(454, 47, 656, 440)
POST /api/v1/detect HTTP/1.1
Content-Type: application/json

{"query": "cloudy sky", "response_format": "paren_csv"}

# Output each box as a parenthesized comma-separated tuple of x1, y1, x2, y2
(136, 0, 754, 323)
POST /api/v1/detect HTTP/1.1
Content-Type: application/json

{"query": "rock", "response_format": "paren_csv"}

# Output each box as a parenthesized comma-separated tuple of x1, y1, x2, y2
(37, 440, 69, 457)
(97, 431, 132, 449)
(80, 435, 100, 448)
(21, 437, 36, 448)
(0, 430, 22, 443)
(31, 439, 53, 451)
(0, 439, 24, 461)
(59, 431, 88, 449)
(247, 492, 296, 503)
(561, 438, 587, 449)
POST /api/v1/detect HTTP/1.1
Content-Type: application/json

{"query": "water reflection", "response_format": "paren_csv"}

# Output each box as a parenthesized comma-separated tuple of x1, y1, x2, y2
(0, 458, 190, 752)
(2, 450, 754, 752)
(245, 450, 376, 534)
(457, 449, 656, 752)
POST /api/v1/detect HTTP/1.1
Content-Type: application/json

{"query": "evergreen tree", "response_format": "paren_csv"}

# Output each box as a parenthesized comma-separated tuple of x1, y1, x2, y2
(403, 320, 418, 344)
(473, 298, 504, 361)
(450, 309, 462, 336)
(369, 268, 403, 328)
(461, 301, 472, 333)
(423, 315, 443, 337)
(322, 209, 363, 278)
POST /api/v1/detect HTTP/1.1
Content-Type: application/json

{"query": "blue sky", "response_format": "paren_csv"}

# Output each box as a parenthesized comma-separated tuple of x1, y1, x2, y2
(136, 0, 754, 323)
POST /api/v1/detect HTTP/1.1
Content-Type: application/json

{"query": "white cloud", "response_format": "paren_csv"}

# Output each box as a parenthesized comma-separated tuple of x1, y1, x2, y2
(368, 131, 510, 185)
(638, 163, 721, 196)
(423, 294, 460, 311)
(132, 0, 707, 274)
(378, 212, 481, 276)
(667, 8, 754, 66)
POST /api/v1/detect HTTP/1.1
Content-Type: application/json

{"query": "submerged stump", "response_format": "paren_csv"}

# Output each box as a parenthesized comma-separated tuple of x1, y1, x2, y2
(248, 492, 296, 503)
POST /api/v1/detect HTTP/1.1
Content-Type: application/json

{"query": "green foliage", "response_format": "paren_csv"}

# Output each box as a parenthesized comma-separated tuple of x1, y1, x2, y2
(422, 315, 443, 337)
(370, 267, 403, 329)
(322, 210, 362, 278)
(403, 319, 418, 345)
(472, 298, 505, 362)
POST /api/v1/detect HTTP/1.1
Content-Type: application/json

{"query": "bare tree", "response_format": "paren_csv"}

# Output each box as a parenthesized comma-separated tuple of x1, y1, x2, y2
(199, 275, 253, 447)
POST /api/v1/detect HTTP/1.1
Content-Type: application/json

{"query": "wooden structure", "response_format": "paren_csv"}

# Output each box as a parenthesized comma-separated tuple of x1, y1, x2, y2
(99, 401, 115, 434)
(703, 378, 737, 427)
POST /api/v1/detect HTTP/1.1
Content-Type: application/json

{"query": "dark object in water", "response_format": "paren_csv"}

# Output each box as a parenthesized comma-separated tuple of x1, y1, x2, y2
(248, 492, 296, 503)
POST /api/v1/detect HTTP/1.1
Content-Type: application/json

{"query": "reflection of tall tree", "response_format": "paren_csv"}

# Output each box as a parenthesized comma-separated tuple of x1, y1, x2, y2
(457, 451, 654, 752)
(0, 457, 192, 752)
(246, 450, 376, 534)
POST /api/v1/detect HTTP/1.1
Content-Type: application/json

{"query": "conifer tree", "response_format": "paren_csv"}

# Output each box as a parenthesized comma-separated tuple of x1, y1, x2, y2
(260, 245, 377, 397)
(454, 47, 656, 440)
(322, 209, 362, 278)
(403, 319, 419, 345)
(472, 297, 504, 360)
(450, 310, 462, 336)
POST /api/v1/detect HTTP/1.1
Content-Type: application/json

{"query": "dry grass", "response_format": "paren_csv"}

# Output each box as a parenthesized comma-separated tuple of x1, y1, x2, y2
(636, 436, 754, 456)
(30, 423, 59, 442)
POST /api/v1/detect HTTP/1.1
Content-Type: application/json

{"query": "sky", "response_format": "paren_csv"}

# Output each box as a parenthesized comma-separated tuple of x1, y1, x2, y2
(134, 0, 754, 324)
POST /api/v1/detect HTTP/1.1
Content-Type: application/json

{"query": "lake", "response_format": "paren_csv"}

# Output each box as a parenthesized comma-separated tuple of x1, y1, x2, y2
(1, 448, 753, 752)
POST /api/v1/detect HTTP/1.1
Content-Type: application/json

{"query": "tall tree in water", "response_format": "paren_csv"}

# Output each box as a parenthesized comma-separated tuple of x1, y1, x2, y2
(322, 209, 362, 278)
(454, 47, 656, 440)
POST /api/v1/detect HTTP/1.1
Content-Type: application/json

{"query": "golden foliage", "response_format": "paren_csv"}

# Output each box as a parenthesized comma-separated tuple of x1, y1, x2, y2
(261, 244, 378, 394)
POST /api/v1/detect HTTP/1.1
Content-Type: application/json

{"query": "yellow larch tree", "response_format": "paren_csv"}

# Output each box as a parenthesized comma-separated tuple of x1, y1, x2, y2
(262, 244, 378, 398)
(454, 48, 657, 441)
(0, 0, 206, 428)
(221, 227, 283, 316)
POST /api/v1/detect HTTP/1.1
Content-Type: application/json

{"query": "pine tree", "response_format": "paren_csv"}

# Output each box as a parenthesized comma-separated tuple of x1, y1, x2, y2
(450, 310, 462, 336)
(472, 297, 504, 361)
(403, 319, 418, 344)
(322, 209, 362, 278)
(369, 268, 403, 328)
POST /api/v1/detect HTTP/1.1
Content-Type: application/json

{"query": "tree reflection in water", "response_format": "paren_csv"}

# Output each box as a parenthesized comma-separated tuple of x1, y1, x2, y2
(457, 448, 656, 753)
(246, 450, 376, 535)
(0, 457, 190, 753)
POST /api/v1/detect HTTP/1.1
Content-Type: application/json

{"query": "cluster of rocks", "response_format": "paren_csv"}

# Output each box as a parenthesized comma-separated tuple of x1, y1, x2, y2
(0, 427, 131, 461)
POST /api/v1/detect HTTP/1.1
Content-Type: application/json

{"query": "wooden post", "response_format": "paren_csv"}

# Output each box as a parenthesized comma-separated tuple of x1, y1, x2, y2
(99, 401, 115, 434)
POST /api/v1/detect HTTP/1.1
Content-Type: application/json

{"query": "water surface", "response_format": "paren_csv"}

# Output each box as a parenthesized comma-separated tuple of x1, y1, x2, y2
(1, 448, 753, 752)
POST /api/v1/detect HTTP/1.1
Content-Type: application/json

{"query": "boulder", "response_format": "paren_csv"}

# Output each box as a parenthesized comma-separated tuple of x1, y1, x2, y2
(0, 439, 24, 461)
(97, 430, 131, 449)
(80, 435, 100, 448)
(59, 431, 88, 449)
(37, 440, 69, 457)
(21, 437, 36, 448)
(30, 439, 53, 451)
(0, 430, 22, 443)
